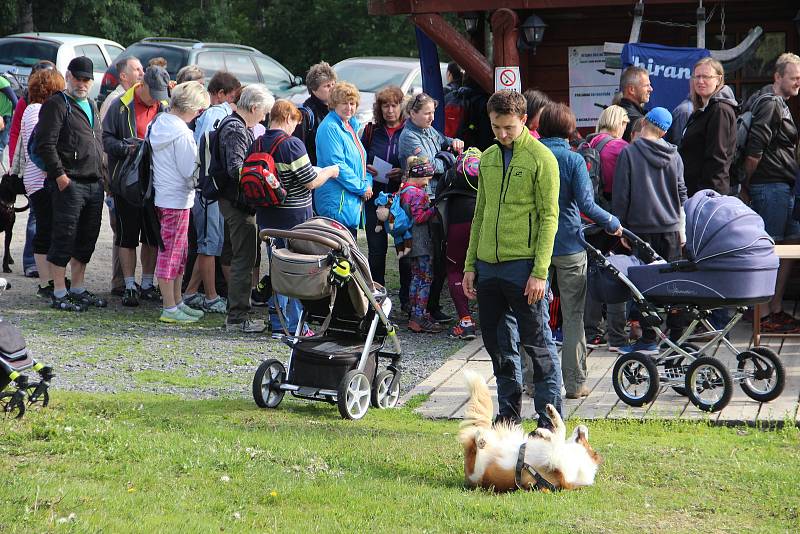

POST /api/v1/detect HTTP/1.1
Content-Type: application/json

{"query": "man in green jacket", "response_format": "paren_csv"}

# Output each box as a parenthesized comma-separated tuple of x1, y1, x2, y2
(462, 89, 562, 427)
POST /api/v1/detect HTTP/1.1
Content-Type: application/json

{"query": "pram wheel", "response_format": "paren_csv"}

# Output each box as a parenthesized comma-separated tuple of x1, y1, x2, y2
(685, 357, 732, 412)
(371, 370, 400, 409)
(736, 347, 785, 402)
(0, 391, 26, 419)
(252, 359, 286, 409)
(612, 352, 659, 407)
(337, 370, 371, 420)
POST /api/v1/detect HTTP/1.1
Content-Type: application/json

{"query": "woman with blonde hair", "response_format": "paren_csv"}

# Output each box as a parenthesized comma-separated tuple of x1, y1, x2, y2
(314, 81, 371, 237)
(678, 57, 737, 195)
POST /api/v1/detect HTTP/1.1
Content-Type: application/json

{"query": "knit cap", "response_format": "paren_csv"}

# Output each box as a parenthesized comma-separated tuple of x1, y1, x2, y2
(644, 107, 672, 132)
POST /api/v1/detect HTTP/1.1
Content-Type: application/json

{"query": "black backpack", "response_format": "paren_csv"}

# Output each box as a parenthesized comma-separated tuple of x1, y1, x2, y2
(197, 114, 240, 202)
(575, 135, 614, 211)
(110, 113, 160, 208)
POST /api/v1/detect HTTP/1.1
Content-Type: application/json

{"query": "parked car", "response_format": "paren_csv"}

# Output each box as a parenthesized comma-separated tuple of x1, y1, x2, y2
(0, 32, 125, 100)
(97, 37, 306, 105)
(291, 57, 448, 126)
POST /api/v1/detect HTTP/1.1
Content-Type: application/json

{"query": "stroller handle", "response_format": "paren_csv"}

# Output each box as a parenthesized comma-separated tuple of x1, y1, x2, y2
(259, 229, 342, 252)
(577, 223, 663, 262)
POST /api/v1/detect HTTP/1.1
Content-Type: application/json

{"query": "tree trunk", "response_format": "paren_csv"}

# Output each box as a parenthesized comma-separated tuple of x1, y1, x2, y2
(17, 0, 34, 33)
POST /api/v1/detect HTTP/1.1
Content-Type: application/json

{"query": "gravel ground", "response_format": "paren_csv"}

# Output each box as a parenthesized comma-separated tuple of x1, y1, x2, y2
(1, 208, 468, 399)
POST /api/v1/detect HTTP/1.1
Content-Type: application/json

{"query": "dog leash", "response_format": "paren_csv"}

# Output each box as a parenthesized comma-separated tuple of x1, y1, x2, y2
(515, 442, 559, 492)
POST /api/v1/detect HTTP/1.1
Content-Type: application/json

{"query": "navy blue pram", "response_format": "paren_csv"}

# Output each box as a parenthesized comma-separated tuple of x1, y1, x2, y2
(579, 190, 785, 414)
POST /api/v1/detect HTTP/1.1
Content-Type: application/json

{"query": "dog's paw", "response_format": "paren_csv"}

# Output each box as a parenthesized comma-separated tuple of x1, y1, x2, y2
(2, 266, 11, 273)
(530, 427, 554, 441)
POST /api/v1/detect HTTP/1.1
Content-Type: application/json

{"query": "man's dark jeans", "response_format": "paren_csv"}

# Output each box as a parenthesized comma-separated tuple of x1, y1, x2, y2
(475, 259, 563, 427)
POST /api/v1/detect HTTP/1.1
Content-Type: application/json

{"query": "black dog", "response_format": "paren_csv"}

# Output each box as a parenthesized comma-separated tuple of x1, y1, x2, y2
(0, 172, 29, 273)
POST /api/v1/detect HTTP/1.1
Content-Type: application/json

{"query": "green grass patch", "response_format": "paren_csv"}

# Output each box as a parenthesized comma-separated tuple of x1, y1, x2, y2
(133, 370, 230, 390)
(1, 392, 798, 532)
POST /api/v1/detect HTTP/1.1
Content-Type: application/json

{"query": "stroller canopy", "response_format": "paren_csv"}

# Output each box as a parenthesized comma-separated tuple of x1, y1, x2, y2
(684, 189, 778, 271)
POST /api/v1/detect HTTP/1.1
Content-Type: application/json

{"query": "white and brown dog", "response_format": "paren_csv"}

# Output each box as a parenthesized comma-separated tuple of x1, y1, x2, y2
(458, 370, 602, 492)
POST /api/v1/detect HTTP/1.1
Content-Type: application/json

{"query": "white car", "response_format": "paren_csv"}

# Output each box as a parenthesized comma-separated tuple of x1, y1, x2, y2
(0, 32, 125, 99)
(292, 57, 448, 126)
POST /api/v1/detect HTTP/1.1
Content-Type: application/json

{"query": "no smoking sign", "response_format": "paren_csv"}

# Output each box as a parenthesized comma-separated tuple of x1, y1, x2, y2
(494, 66, 521, 93)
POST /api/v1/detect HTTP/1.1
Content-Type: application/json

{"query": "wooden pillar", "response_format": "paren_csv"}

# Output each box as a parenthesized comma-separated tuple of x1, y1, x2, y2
(490, 8, 520, 70)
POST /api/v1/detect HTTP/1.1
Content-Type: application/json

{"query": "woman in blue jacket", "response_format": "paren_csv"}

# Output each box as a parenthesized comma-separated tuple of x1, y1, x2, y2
(314, 82, 372, 236)
(539, 103, 622, 400)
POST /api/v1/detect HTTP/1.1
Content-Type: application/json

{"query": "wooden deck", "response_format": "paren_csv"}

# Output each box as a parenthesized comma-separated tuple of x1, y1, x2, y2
(403, 320, 800, 426)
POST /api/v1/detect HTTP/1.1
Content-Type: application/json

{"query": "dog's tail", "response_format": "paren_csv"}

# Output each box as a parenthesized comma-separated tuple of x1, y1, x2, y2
(459, 370, 493, 433)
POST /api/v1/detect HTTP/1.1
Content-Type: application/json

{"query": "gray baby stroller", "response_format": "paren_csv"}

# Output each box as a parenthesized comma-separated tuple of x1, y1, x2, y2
(251, 217, 402, 420)
(580, 190, 785, 412)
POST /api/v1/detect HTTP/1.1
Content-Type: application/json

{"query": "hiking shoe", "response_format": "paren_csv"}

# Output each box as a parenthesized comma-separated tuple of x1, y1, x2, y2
(586, 334, 604, 349)
(72, 290, 107, 308)
(250, 275, 272, 307)
(139, 285, 161, 302)
(226, 319, 267, 333)
(51, 293, 86, 312)
(179, 303, 204, 319)
(183, 293, 205, 310)
(122, 288, 139, 307)
(408, 315, 443, 333)
(429, 308, 453, 324)
(37, 281, 54, 299)
(618, 340, 659, 355)
(450, 320, 476, 340)
(159, 308, 199, 324)
(202, 296, 227, 314)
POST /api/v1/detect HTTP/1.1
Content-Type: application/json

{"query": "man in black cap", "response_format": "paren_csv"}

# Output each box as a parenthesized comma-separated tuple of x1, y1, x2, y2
(34, 56, 108, 311)
(102, 65, 169, 307)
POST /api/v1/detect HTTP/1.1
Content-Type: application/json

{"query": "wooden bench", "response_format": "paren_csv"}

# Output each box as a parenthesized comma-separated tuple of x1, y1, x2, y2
(752, 244, 800, 346)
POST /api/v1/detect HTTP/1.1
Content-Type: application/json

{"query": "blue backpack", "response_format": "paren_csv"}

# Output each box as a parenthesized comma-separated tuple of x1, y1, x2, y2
(28, 92, 71, 171)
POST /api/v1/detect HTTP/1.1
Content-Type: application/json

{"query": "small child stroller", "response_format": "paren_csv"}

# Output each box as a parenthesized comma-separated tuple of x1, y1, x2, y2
(0, 278, 54, 419)
(251, 217, 402, 420)
(580, 190, 786, 412)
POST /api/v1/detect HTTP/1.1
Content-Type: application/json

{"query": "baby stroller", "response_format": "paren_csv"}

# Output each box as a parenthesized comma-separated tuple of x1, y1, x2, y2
(579, 190, 785, 412)
(0, 278, 54, 419)
(251, 217, 402, 420)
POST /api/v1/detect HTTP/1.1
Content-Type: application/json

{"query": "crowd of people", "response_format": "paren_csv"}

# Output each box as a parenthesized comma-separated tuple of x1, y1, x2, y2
(2, 50, 800, 427)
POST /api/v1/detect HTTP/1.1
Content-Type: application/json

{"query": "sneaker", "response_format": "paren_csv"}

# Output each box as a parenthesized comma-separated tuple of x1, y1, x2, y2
(159, 308, 199, 324)
(226, 319, 267, 333)
(202, 296, 227, 314)
(617, 339, 659, 355)
(408, 315, 443, 333)
(183, 293, 205, 310)
(24, 267, 39, 278)
(122, 288, 139, 307)
(429, 308, 453, 324)
(139, 285, 161, 302)
(586, 334, 604, 349)
(179, 303, 204, 319)
(72, 290, 107, 308)
(250, 275, 272, 307)
(608, 343, 623, 353)
(450, 321, 477, 340)
(51, 293, 86, 312)
(37, 281, 54, 299)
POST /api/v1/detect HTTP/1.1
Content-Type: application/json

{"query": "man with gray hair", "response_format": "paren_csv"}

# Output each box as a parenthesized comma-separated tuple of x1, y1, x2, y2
(618, 65, 653, 142)
(294, 61, 337, 164)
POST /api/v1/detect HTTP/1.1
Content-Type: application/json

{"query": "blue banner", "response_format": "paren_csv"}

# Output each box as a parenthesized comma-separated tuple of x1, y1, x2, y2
(415, 27, 445, 133)
(621, 43, 710, 112)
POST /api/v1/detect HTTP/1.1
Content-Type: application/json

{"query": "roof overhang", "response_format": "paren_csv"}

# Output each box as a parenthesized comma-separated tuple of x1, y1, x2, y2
(369, 0, 700, 16)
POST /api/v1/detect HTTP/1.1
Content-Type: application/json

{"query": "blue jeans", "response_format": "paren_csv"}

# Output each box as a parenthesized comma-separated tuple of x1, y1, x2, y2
(749, 182, 800, 242)
(23, 210, 36, 273)
(475, 259, 563, 426)
(0, 115, 10, 157)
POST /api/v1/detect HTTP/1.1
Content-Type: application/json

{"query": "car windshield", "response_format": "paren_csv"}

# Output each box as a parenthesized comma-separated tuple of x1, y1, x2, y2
(123, 44, 189, 79)
(334, 62, 410, 93)
(0, 39, 58, 67)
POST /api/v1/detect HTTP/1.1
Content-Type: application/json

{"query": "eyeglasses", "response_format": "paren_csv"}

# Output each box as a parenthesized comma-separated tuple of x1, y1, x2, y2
(692, 74, 719, 81)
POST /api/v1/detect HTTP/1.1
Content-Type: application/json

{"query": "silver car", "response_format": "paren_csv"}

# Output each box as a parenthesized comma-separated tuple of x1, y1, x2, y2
(293, 56, 448, 125)
(0, 32, 125, 99)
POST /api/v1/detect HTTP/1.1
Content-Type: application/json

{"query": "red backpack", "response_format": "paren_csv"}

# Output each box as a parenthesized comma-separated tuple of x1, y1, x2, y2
(239, 134, 290, 208)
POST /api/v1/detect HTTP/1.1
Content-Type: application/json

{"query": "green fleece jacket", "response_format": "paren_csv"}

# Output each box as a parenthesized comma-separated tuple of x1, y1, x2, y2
(464, 130, 560, 280)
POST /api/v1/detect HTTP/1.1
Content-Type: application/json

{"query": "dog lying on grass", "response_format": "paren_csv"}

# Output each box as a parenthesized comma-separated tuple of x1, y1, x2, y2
(459, 370, 602, 492)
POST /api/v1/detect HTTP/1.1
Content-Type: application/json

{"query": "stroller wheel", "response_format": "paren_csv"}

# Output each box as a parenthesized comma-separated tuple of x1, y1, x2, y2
(737, 347, 785, 402)
(0, 392, 26, 419)
(371, 370, 400, 409)
(612, 352, 659, 407)
(337, 370, 371, 420)
(685, 357, 732, 412)
(252, 359, 286, 409)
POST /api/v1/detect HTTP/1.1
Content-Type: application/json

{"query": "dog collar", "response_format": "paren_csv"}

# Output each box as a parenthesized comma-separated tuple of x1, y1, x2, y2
(515, 442, 559, 492)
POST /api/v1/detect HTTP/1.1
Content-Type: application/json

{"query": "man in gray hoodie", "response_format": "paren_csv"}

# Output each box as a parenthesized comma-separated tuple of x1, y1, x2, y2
(612, 107, 688, 354)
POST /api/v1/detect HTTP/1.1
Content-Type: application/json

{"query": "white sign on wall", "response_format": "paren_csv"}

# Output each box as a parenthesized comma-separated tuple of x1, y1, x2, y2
(568, 45, 620, 128)
(494, 66, 521, 93)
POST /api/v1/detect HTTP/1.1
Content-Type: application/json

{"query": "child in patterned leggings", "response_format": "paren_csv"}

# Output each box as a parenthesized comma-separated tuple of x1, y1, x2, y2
(400, 156, 442, 333)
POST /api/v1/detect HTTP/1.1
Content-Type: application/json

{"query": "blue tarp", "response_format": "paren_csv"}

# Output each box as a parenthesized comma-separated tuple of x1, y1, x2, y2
(415, 27, 445, 133)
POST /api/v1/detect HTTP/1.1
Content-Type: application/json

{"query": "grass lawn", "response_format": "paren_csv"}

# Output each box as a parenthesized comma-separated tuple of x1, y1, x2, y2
(1, 393, 798, 533)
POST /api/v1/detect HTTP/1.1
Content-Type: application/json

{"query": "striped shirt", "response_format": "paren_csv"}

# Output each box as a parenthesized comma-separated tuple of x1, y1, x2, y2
(21, 103, 46, 195)
(257, 129, 317, 208)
